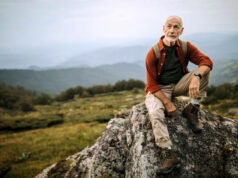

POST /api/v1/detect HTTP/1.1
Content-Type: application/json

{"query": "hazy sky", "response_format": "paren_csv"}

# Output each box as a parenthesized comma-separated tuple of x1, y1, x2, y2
(0, 0, 238, 51)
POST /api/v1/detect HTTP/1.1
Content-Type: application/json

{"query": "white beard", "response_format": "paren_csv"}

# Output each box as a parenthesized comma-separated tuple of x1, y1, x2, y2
(165, 36, 177, 43)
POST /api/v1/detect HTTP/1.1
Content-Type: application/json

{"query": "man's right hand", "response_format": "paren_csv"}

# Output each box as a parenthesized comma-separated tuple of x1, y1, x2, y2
(164, 100, 177, 116)
(154, 90, 177, 116)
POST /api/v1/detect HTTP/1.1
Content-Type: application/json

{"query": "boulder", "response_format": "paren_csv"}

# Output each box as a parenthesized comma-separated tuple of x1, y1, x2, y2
(35, 102, 238, 178)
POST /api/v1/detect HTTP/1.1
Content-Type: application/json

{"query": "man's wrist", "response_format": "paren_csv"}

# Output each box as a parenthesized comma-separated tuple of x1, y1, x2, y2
(163, 98, 172, 106)
(154, 90, 170, 105)
(194, 72, 202, 79)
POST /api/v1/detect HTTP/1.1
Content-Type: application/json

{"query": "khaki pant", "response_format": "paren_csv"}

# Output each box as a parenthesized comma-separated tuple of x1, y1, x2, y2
(145, 68, 210, 148)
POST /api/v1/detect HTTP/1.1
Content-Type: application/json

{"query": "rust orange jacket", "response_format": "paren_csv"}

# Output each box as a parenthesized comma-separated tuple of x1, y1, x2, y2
(145, 35, 213, 95)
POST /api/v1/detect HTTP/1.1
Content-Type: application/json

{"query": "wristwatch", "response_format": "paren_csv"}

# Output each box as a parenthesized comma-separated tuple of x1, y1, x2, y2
(194, 72, 202, 79)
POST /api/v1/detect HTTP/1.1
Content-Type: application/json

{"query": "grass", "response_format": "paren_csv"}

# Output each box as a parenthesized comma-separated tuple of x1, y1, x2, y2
(0, 114, 63, 132)
(0, 88, 145, 178)
(0, 122, 106, 178)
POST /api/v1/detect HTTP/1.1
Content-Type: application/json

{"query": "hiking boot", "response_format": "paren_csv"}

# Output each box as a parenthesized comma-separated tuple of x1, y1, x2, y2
(182, 103, 203, 133)
(157, 149, 180, 175)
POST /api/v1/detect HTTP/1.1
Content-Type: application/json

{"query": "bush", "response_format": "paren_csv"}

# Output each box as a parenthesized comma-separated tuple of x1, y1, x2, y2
(201, 96, 217, 105)
(0, 93, 19, 109)
(32, 93, 53, 105)
(55, 88, 75, 101)
(113, 80, 127, 91)
(202, 82, 238, 106)
(0, 82, 39, 110)
(55, 79, 145, 101)
(19, 101, 36, 112)
(87, 85, 112, 95)
(113, 79, 145, 91)
(206, 82, 238, 100)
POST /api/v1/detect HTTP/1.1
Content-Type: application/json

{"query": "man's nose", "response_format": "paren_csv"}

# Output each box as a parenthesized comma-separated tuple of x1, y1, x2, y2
(169, 27, 175, 33)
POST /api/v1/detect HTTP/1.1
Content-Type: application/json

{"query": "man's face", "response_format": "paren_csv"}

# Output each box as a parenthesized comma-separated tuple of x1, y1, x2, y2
(163, 17, 184, 43)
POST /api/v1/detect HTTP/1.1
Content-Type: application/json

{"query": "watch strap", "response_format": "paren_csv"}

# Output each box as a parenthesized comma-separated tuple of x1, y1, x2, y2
(194, 72, 202, 79)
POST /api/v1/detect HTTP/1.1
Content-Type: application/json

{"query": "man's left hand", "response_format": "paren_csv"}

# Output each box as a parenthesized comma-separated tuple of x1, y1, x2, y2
(189, 76, 200, 99)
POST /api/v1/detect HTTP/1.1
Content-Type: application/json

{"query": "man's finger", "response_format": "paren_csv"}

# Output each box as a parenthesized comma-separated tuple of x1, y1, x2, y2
(189, 89, 192, 98)
(190, 89, 193, 98)
(193, 88, 199, 98)
(195, 91, 199, 98)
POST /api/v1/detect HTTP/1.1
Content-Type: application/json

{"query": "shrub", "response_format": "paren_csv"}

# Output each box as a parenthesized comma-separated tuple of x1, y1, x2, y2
(32, 93, 53, 105)
(19, 101, 36, 112)
(201, 96, 217, 105)
(132, 88, 140, 94)
(55, 88, 75, 101)
(55, 79, 145, 102)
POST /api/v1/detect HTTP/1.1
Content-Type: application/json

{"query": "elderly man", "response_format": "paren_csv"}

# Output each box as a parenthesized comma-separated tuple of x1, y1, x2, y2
(145, 16, 213, 174)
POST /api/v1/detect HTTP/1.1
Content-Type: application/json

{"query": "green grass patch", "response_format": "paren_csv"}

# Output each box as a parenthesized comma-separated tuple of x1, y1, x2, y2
(0, 89, 145, 177)
(0, 122, 107, 178)
(0, 114, 63, 132)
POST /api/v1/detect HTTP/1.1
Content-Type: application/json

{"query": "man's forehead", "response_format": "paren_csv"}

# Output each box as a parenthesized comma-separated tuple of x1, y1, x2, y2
(165, 17, 182, 26)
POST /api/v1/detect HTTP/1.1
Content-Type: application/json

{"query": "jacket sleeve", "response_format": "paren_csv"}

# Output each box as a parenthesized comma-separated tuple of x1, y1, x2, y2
(145, 48, 161, 93)
(187, 42, 213, 70)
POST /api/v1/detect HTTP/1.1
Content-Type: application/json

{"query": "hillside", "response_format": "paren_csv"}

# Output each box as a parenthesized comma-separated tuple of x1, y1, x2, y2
(211, 59, 238, 85)
(0, 63, 146, 95)
(0, 58, 238, 94)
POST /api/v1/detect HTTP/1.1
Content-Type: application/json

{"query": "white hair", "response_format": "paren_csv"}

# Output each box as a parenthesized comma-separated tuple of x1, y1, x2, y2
(165, 16, 183, 27)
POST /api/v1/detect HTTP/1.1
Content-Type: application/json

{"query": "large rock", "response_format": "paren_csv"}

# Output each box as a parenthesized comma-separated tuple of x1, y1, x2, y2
(35, 102, 238, 178)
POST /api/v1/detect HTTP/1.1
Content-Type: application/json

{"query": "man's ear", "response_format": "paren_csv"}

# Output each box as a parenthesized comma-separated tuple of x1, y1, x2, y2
(180, 27, 184, 35)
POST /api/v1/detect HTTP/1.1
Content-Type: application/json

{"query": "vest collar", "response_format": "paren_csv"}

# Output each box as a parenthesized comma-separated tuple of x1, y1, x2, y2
(158, 35, 181, 51)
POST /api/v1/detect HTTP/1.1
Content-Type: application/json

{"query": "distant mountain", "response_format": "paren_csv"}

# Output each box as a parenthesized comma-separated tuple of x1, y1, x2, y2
(56, 45, 150, 68)
(56, 32, 238, 69)
(0, 32, 237, 69)
(0, 43, 99, 69)
(210, 59, 238, 85)
(183, 32, 238, 59)
(0, 63, 146, 95)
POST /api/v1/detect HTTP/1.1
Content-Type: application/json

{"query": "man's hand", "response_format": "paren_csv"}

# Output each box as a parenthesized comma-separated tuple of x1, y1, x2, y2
(154, 90, 177, 116)
(189, 76, 200, 99)
(164, 100, 177, 116)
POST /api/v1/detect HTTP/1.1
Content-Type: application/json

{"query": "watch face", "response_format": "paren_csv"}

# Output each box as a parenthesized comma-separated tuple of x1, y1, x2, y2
(194, 72, 202, 78)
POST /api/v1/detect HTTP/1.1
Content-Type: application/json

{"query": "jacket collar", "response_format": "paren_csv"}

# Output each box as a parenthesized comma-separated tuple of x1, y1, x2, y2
(158, 35, 181, 51)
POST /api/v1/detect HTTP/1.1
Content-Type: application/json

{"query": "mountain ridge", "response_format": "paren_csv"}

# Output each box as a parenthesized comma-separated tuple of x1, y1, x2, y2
(0, 59, 237, 95)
